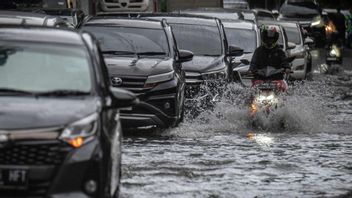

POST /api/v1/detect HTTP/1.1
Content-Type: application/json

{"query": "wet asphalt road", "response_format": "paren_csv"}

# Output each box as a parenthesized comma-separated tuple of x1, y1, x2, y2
(120, 48, 352, 198)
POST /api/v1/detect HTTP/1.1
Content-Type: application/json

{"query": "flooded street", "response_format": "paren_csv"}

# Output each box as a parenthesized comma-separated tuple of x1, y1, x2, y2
(121, 50, 352, 198)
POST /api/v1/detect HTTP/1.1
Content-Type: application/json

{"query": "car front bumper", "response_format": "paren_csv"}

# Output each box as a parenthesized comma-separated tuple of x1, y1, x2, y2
(0, 138, 103, 198)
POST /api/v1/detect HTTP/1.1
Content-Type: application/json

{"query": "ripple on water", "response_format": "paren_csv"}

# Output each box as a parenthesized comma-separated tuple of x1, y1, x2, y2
(121, 72, 352, 198)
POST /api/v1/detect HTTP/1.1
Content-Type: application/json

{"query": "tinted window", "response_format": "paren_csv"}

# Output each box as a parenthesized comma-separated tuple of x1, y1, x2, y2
(283, 26, 301, 45)
(280, 0, 320, 17)
(225, 28, 257, 53)
(83, 26, 169, 56)
(0, 42, 92, 92)
(171, 24, 222, 56)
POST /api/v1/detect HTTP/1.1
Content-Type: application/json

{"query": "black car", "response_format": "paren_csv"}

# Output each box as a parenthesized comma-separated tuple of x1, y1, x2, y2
(278, 0, 325, 46)
(34, 8, 86, 28)
(82, 17, 193, 128)
(0, 26, 137, 197)
(0, 10, 71, 28)
(142, 14, 243, 91)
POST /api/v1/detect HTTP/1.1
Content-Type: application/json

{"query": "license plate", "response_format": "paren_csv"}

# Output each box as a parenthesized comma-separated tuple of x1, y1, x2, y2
(0, 168, 28, 189)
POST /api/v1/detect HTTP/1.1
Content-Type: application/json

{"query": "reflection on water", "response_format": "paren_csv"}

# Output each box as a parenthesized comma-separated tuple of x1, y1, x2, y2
(121, 71, 352, 198)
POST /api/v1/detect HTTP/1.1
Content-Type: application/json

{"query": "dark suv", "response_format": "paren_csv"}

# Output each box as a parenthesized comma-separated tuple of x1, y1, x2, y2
(278, 0, 325, 46)
(82, 17, 193, 128)
(0, 26, 136, 197)
(142, 14, 243, 93)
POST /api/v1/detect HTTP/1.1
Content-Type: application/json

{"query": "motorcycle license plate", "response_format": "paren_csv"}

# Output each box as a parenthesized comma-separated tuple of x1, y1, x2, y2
(0, 168, 28, 189)
(257, 82, 276, 89)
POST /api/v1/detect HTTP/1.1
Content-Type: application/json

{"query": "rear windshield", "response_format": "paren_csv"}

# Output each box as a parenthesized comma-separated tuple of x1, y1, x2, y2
(171, 23, 222, 56)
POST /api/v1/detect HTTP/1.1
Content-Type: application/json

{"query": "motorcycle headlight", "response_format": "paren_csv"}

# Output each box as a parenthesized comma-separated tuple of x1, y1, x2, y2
(329, 45, 341, 57)
(255, 93, 277, 104)
(144, 71, 174, 88)
(60, 113, 98, 148)
(202, 69, 227, 81)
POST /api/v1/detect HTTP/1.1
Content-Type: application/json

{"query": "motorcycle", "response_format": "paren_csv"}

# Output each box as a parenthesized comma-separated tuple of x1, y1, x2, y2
(249, 66, 289, 117)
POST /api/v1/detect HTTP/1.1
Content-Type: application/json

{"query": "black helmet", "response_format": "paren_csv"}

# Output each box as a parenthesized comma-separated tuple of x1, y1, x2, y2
(260, 25, 280, 49)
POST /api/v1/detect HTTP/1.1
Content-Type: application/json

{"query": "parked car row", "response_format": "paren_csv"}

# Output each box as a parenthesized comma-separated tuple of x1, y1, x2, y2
(0, 4, 318, 197)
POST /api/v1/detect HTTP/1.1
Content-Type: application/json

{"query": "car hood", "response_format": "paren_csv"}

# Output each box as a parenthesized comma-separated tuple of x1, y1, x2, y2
(233, 53, 253, 71)
(105, 56, 173, 77)
(0, 97, 100, 130)
(182, 55, 224, 73)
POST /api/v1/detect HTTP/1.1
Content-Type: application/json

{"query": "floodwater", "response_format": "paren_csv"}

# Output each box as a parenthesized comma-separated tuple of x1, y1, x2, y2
(120, 69, 352, 197)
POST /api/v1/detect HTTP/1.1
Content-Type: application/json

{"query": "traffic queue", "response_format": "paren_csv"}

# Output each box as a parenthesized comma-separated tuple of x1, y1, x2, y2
(0, 1, 351, 197)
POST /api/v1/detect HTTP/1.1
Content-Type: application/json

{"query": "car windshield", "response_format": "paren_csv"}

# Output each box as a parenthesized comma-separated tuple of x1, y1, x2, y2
(225, 28, 257, 53)
(283, 26, 302, 45)
(280, 0, 320, 17)
(171, 23, 222, 56)
(0, 42, 92, 93)
(83, 26, 169, 57)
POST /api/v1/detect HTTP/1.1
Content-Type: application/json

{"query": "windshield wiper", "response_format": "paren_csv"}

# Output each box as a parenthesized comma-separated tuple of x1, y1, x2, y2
(102, 50, 136, 56)
(0, 88, 36, 96)
(36, 90, 90, 97)
(200, 54, 220, 56)
(137, 52, 167, 56)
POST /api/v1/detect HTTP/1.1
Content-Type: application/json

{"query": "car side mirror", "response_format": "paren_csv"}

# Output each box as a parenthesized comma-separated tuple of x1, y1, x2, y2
(287, 42, 296, 50)
(240, 59, 250, 65)
(109, 87, 139, 109)
(228, 45, 244, 57)
(304, 37, 314, 46)
(177, 49, 193, 63)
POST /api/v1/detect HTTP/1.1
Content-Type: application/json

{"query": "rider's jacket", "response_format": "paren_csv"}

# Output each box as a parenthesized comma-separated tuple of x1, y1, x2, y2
(249, 45, 289, 80)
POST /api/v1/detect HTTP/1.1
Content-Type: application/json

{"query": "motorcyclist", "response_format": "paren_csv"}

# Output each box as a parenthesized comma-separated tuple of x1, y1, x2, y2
(249, 25, 291, 80)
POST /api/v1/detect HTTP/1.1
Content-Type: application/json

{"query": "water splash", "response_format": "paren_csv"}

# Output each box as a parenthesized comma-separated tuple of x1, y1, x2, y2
(168, 73, 351, 137)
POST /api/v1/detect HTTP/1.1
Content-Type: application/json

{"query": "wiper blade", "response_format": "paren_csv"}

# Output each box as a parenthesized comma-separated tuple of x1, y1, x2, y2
(137, 52, 167, 56)
(0, 88, 36, 96)
(102, 50, 136, 55)
(36, 90, 90, 96)
(200, 54, 220, 56)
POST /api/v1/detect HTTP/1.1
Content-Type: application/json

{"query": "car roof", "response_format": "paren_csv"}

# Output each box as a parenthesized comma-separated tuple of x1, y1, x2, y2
(259, 20, 299, 28)
(0, 26, 84, 45)
(141, 13, 219, 26)
(0, 10, 64, 26)
(85, 17, 165, 29)
(222, 20, 256, 30)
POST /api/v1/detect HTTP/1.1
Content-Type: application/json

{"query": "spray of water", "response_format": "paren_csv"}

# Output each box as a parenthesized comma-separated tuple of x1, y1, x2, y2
(167, 73, 351, 137)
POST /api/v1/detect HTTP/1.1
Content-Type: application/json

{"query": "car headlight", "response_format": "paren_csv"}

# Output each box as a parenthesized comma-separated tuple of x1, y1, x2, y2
(311, 16, 324, 27)
(144, 71, 174, 88)
(202, 69, 227, 81)
(60, 113, 98, 148)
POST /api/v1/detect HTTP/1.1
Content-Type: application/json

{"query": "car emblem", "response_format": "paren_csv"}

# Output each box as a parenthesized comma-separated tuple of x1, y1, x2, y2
(111, 77, 123, 86)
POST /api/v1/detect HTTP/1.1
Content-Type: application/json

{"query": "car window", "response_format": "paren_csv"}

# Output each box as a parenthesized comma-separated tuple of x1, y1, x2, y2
(225, 28, 257, 53)
(0, 42, 92, 93)
(283, 26, 301, 45)
(171, 23, 222, 56)
(83, 26, 169, 56)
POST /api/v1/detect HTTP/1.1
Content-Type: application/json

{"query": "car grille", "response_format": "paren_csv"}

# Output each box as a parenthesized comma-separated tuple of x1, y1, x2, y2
(0, 140, 72, 166)
(111, 76, 150, 94)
